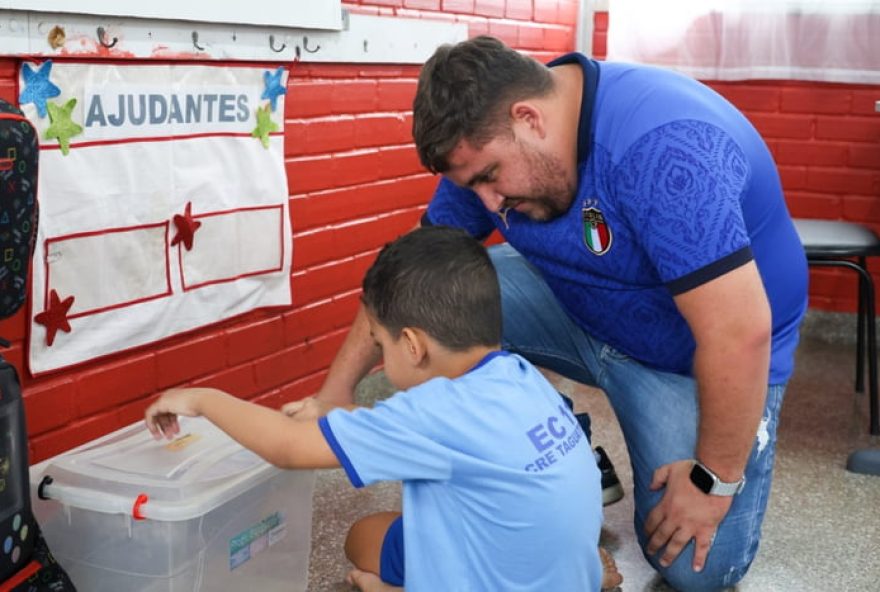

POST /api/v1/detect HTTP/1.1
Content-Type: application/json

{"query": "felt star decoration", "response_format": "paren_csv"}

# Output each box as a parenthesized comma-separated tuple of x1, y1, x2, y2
(34, 289, 75, 347)
(171, 201, 202, 251)
(19, 61, 61, 119)
(261, 66, 287, 112)
(251, 104, 279, 149)
(45, 98, 83, 156)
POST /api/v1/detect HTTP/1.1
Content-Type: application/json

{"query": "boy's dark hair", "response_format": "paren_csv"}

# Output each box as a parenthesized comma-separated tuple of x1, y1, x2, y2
(412, 35, 553, 174)
(362, 226, 501, 350)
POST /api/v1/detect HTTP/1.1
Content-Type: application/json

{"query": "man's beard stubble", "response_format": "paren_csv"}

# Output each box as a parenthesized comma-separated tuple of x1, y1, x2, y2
(509, 140, 576, 221)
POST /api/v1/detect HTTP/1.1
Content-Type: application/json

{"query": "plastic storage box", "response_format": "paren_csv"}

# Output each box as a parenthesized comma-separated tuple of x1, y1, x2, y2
(29, 416, 315, 591)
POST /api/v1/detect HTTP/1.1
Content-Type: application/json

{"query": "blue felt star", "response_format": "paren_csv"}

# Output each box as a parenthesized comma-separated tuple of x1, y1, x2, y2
(19, 61, 61, 119)
(261, 66, 287, 112)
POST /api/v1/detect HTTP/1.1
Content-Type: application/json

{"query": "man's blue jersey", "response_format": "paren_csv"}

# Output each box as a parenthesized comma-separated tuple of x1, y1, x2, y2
(425, 55, 807, 384)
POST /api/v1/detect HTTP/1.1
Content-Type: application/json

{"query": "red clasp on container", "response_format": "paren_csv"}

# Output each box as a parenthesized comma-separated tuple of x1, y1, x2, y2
(132, 493, 149, 520)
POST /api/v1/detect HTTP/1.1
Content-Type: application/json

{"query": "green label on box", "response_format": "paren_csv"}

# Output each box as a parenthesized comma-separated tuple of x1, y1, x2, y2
(229, 511, 287, 571)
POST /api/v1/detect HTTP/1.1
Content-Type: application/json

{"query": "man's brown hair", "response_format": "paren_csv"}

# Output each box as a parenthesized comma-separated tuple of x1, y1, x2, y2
(412, 35, 553, 174)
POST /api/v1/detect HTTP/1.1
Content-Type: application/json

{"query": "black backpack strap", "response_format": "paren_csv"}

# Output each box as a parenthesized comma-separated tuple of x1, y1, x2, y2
(0, 98, 39, 320)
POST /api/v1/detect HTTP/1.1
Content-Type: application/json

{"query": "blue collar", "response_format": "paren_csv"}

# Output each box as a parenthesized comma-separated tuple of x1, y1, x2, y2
(546, 52, 600, 165)
(468, 349, 509, 373)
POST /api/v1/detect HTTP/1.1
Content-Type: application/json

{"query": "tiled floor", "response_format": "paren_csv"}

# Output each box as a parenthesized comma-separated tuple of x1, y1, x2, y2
(307, 313, 880, 591)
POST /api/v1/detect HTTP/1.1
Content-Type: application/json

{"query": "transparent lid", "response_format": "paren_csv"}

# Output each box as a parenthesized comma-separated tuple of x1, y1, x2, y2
(40, 416, 274, 506)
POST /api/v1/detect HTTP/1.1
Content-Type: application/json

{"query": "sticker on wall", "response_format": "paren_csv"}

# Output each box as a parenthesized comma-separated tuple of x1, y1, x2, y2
(261, 66, 287, 112)
(18, 61, 60, 118)
(19, 62, 291, 374)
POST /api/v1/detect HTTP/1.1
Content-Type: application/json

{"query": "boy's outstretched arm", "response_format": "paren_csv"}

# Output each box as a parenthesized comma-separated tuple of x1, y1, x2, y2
(145, 388, 340, 470)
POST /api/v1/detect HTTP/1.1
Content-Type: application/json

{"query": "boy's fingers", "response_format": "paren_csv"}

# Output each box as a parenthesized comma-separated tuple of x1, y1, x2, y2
(146, 416, 160, 439)
(145, 404, 162, 438)
(158, 414, 179, 439)
(145, 409, 179, 440)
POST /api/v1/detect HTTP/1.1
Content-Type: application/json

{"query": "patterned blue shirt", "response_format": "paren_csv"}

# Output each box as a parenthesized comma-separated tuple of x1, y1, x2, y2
(425, 55, 807, 383)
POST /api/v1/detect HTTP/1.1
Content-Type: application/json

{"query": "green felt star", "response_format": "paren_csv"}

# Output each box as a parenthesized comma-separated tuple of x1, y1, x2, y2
(45, 98, 83, 156)
(251, 104, 278, 149)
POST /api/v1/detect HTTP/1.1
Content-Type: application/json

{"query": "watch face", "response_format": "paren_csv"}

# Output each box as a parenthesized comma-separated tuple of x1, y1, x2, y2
(690, 463, 714, 494)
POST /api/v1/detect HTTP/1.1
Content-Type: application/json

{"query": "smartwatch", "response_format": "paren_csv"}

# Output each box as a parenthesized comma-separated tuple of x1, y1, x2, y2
(689, 461, 746, 496)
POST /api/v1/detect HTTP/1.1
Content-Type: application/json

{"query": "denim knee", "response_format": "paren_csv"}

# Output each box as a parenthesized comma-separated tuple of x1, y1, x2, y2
(646, 552, 750, 592)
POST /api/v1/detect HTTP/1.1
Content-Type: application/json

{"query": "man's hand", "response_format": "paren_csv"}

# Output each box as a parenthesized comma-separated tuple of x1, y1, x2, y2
(281, 396, 334, 420)
(144, 388, 207, 440)
(644, 460, 733, 573)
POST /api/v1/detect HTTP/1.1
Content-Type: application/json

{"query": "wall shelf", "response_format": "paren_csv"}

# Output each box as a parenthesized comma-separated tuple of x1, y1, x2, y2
(0, 9, 467, 63)
(0, 0, 344, 30)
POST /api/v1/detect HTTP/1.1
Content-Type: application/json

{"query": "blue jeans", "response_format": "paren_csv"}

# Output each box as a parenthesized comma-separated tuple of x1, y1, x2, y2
(490, 244, 785, 592)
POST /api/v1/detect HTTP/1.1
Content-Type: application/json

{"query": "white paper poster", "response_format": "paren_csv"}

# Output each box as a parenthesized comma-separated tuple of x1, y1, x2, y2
(19, 61, 291, 374)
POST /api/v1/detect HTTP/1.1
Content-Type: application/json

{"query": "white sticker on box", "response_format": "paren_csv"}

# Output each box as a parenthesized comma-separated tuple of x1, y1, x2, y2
(229, 511, 287, 571)
(268, 522, 287, 547)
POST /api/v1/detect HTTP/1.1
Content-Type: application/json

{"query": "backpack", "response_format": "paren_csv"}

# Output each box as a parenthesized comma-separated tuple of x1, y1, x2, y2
(0, 99, 39, 319)
(0, 354, 75, 592)
(0, 100, 74, 591)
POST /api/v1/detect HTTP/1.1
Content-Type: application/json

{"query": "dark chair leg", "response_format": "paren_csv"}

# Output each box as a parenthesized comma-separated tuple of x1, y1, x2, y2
(856, 256, 867, 393)
(864, 266, 879, 435)
(808, 259, 879, 436)
(849, 267, 880, 476)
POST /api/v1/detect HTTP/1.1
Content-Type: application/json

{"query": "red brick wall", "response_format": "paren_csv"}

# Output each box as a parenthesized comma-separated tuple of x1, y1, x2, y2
(5, 1, 579, 463)
(10, 5, 876, 462)
(594, 11, 880, 313)
(710, 81, 880, 311)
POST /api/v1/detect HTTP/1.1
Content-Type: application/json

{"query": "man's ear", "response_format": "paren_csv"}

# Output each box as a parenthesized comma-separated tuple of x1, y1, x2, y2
(510, 101, 546, 138)
(401, 327, 428, 365)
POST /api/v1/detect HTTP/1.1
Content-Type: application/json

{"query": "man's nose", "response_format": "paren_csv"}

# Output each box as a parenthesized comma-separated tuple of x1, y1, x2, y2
(474, 186, 505, 213)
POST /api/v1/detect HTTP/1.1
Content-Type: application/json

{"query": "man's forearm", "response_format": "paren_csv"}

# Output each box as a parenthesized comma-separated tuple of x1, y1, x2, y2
(317, 304, 382, 405)
(674, 261, 772, 482)
(693, 335, 770, 482)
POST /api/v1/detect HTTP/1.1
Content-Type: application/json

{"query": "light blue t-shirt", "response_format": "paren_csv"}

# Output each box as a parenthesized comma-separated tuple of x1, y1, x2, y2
(318, 351, 603, 591)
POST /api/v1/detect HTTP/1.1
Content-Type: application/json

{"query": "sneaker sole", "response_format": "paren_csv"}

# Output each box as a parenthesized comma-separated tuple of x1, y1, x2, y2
(602, 483, 624, 506)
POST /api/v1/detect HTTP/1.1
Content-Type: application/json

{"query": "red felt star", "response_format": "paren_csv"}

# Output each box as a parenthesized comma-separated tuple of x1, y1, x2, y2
(34, 289, 75, 347)
(171, 202, 202, 251)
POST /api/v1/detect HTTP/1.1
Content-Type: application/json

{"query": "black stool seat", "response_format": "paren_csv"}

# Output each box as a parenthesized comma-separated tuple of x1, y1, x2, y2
(794, 219, 880, 257)
(793, 218, 880, 476)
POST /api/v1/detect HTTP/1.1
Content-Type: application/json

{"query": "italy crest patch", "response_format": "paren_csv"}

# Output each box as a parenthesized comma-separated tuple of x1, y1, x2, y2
(582, 205, 612, 256)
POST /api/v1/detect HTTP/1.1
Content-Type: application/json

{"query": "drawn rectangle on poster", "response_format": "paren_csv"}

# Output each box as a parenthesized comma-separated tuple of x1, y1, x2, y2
(45, 223, 172, 318)
(180, 205, 284, 290)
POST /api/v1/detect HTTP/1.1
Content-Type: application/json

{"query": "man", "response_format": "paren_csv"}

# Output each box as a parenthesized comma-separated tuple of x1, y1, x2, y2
(309, 36, 808, 591)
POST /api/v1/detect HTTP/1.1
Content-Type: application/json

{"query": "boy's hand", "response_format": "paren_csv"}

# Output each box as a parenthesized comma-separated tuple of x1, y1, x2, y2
(144, 388, 204, 440)
(281, 396, 332, 420)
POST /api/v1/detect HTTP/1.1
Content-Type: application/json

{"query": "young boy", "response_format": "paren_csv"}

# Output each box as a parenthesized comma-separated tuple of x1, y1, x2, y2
(145, 226, 609, 591)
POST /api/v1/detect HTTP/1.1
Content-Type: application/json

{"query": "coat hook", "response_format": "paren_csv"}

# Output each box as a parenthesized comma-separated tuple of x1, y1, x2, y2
(295, 45, 301, 60)
(96, 26, 117, 49)
(302, 36, 320, 53)
(192, 31, 205, 51)
(269, 34, 286, 53)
